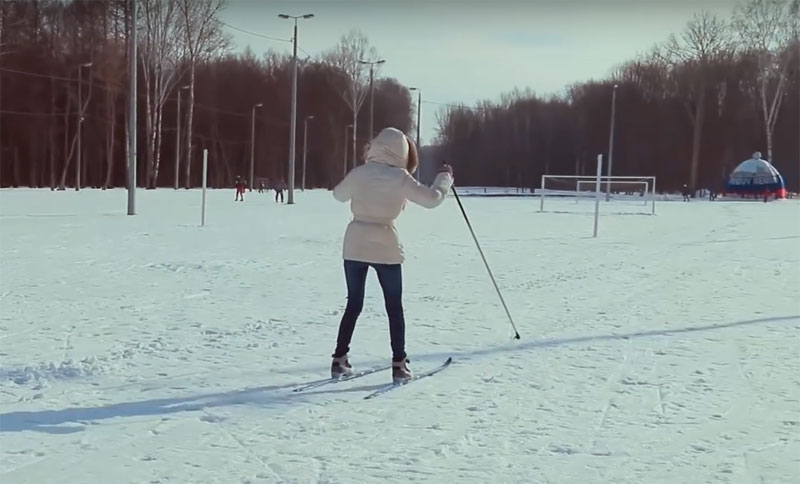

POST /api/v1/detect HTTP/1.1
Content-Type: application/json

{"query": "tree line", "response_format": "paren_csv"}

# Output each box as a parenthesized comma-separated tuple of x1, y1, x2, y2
(0, 0, 412, 189)
(437, 0, 800, 194)
(1, 0, 798, 194)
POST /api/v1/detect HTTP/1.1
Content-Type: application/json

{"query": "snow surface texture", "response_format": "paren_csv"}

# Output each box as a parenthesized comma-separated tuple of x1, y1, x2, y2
(1, 188, 799, 484)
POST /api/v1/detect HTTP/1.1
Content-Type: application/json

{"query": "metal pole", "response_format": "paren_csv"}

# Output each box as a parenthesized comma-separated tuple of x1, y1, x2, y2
(250, 105, 256, 191)
(415, 90, 421, 149)
(795, 0, 799, 195)
(127, 0, 137, 215)
(652, 177, 657, 215)
(250, 106, 255, 191)
(415, 90, 421, 180)
(174, 89, 181, 189)
(201, 149, 208, 226)
(594, 155, 603, 238)
(452, 186, 521, 340)
(539, 174, 545, 212)
(606, 84, 618, 201)
(0, 50, 3, 185)
(343, 124, 349, 177)
(77, 66, 82, 191)
(368, 65, 374, 139)
(287, 20, 298, 205)
(351, 85, 357, 170)
(302, 116, 309, 190)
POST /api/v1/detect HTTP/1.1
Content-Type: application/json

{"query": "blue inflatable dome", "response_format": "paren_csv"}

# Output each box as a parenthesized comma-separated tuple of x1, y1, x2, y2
(725, 152, 786, 197)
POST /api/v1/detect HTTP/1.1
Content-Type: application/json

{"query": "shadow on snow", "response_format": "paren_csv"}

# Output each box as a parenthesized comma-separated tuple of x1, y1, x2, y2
(1, 314, 797, 434)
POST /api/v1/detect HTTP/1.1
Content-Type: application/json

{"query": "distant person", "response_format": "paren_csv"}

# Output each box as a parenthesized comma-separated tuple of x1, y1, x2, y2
(258, 180, 265, 193)
(274, 181, 284, 203)
(682, 184, 691, 202)
(234, 176, 246, 202)
(330, 127, 454, 384)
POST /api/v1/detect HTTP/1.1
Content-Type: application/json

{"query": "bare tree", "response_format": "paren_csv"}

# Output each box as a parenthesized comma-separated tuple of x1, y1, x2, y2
(734, 0, 794, 162)
(664, 11, 732, 190)
(139, 0, 182, 188)
(94, 1, 128, 189)
(177, 0, 227, 188)
(325, 30, 376, 169)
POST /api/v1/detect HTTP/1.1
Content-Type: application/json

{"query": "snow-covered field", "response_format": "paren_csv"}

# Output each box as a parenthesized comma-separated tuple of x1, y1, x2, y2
(1, 188, 799, 484)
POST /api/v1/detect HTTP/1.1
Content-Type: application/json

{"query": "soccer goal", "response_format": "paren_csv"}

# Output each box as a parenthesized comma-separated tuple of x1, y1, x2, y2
(539, 174, 657, 215)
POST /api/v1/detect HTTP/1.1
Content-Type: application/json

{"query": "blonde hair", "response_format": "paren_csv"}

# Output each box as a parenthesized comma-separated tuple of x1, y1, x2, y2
(406, 136, 418, 174)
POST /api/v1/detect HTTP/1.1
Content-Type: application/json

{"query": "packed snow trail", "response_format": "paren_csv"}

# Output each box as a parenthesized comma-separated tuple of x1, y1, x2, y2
(1, 189, 798, 484)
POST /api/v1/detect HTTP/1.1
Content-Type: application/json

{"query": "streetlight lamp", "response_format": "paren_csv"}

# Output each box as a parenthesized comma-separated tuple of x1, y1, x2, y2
(76, 61, 93, 191)
(174, 84, 190, 190)
(359, 59, 386, 139)
(344, 124, 353, 177)
(606, 83, 618, 201)
(278, 12, 314, 205)
(250, 102, 263, 191)
(302, 115, 314, 190)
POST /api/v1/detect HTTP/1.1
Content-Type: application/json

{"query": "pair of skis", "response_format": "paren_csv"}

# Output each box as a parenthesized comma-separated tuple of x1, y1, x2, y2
(291, 357, 452, 400)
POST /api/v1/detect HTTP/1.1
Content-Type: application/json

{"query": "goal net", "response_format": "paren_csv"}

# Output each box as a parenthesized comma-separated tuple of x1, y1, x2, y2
(539, 175, 656, 215)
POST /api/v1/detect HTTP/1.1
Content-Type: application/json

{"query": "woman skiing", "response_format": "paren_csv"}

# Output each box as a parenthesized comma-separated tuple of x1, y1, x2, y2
(331, 127, 453, 383)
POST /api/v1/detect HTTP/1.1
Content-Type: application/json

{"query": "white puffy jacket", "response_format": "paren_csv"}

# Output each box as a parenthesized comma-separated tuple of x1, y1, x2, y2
(333, 128, 453, 264)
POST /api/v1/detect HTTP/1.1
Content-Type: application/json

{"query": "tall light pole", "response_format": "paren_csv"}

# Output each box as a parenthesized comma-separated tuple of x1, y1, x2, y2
(127, 0, 136, 215)
(278, 13, 314, 205)
(344, 123, 353, 177)
(409, 87, 422, 179)
(359, 59, 386, 139)
(793, 0, 799, 194)
(408, 88, 421, 149)
(174, 84, 189, 190)
(606, 83, 618, 201)
(302, 115, 314, 190)
(0, 46, 15, 186)
(250, 102, 263, 191)
(76, 61, 93, 191)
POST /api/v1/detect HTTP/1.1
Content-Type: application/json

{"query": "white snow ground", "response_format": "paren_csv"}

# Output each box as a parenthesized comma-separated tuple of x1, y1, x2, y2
(1, 188, 799, 484)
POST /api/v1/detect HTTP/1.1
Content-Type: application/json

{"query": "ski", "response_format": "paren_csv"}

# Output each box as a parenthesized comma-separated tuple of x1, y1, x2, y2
(292, 364, 392, 393)
(363, 357, 453, 400)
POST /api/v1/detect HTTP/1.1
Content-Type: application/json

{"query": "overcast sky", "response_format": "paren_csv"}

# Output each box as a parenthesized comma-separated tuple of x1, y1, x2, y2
(219, 0, 739, 144)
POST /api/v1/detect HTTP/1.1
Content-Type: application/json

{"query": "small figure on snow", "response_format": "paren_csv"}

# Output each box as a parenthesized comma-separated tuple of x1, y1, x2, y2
(234, 176, 246, 202)
(258, 180, 265, 193)
(274, 181, 285, 203)
(331, 127, 454, 384)
(682, 184, 691, 202)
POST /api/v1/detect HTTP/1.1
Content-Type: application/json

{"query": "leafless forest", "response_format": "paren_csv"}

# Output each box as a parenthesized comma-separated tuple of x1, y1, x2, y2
(0, 0, 798, 193)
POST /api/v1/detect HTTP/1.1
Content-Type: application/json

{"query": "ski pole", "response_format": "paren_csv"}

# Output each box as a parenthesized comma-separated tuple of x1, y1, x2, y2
(451, 185, 521, 340)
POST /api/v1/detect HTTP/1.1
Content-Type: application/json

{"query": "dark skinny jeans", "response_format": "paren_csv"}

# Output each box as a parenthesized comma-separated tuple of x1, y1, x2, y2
(334, 260, 406, 362)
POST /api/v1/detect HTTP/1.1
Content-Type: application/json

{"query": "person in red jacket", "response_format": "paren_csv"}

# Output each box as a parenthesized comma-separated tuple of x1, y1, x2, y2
(234, 176, 246, 202)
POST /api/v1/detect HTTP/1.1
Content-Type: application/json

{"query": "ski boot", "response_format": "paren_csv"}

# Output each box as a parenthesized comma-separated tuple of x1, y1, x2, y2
(392, 358, 412, 384)
(331, 354, 353, 379)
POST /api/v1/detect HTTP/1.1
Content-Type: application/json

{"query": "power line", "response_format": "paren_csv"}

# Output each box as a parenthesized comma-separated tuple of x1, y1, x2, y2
(0, 65, 288, 126)
(220, 21, 291, 43)
(298, 46, 316, 61)
(194, 133, 249, 145)
(422, 100, 482, 111)
(0, 109, 77, 116)
(192, 101, 288, 127)
(0, 66, 75, 82)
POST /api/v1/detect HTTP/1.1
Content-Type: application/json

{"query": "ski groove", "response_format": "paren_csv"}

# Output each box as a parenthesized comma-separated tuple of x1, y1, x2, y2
(364, 357, 453, 400)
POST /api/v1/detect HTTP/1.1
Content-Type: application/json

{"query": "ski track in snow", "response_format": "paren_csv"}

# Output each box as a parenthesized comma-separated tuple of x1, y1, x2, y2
(1, 188, 799, 483)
